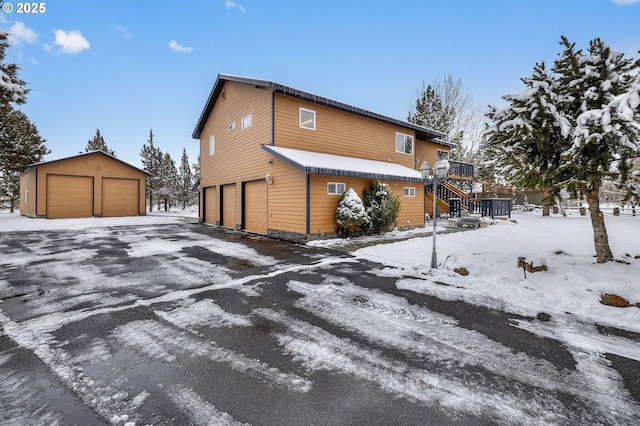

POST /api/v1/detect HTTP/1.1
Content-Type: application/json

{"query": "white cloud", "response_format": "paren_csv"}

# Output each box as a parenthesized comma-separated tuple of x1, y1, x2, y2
(224, 0, 246, 13)
(8, 22, 38, 45)
(611, 0, 640, 4)
(115, 25, 131, 40)
(168, 40, 193, 53)
(52, 29, 90, 54)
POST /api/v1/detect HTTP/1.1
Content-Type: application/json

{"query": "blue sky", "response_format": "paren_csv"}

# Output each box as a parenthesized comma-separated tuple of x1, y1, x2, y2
(1, 0, 639, 168)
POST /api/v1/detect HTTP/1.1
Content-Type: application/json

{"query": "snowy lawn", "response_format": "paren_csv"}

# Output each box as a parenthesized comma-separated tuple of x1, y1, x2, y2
(350, 211, 640, 336)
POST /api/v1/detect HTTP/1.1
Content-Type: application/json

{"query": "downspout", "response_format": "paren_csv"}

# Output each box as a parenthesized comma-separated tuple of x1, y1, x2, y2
(306, 174, 310, 236)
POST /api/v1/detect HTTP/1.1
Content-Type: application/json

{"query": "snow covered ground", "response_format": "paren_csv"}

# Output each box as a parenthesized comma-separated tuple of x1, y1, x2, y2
(1, 207, 640, 424)
(347, 210, 640, 337)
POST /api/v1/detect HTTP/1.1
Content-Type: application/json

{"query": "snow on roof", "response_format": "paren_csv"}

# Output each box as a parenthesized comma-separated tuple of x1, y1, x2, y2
(262, 145, 423, 182)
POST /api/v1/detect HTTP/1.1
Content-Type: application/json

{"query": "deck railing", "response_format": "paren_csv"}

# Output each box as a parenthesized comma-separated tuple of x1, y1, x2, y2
(448, 160, 474, 179)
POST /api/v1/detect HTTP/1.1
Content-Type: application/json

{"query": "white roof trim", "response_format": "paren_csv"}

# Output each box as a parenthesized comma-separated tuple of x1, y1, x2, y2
(262, 145, 423, 182)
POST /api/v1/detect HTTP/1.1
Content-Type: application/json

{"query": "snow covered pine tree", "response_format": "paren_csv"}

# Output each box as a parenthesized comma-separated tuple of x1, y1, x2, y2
(486, 37, 640, 263)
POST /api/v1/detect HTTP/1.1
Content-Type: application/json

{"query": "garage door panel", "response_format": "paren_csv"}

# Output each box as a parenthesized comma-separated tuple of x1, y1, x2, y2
(102, 178, 139, 217)
(244, 181, 267, 234)
(204, 187, 217, 224)
(47, 175, 93, 219)
(222, 184, 236, 229)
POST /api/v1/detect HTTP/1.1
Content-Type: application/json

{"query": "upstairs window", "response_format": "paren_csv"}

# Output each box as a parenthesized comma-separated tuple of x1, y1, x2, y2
(396, 132, 414, 154)
(404, 187, 416, 197)
(327, 182, 346, 195)
(300, 108, 316, 130)
(438, 149, 449, 160)
(209, 135, 215, 155)
(241, 113, 253, 129)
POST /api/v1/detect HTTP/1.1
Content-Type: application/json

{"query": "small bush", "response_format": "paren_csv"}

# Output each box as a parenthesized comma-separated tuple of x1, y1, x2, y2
(336, 188, 369, 235)
(362, 181, 401, 234)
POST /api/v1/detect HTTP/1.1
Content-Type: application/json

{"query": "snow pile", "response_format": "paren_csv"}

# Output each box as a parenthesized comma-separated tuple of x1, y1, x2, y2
(355, 212, 640, 334)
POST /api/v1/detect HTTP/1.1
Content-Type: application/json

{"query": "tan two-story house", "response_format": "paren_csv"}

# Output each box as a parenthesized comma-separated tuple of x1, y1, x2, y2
(192, 74, 457, 242)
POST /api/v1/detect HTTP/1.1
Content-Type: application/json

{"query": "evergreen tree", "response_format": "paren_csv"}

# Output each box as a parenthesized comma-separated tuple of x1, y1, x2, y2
(140, 129, 162, 212)
(408, 75, 485, 162)
(178, 148, 194, 209)
(362, 181, 401, 234)
(408, 82, 454, 133)
(485, 36, 640, 263)
(335, 188, 369, 235)
(156, 152, 178, 211)
(0, 29, 28, 109)
(85, 129, 116, 156)
(0, 25, 47, 212)
(485, 62, 570, 201)
(0, 107, 49, 211)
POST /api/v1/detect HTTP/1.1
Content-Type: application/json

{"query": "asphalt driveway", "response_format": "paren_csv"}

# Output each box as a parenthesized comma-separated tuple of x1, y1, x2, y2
(1, 220, 639, 425)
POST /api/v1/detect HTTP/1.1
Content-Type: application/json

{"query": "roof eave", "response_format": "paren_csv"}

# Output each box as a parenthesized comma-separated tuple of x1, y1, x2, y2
(192, 73, 447, 141)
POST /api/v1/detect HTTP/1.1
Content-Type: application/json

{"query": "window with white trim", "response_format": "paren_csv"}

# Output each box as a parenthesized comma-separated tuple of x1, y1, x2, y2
(241, 113, 253, 129)
(327, 182, 346, 195)
(25, 189, 28, 204)
(437, 149, 449, 160)
(395, 132, 414, 154)
(209, 135, 215, 156)
(404, 187, 415, 197)
(300, 107, 316, 130)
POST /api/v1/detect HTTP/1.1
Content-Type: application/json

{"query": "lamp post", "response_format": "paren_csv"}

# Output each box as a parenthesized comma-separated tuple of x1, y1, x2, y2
(421, 159, 450, 269)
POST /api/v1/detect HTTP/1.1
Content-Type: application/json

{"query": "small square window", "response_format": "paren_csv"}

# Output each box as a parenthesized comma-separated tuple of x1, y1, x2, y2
(437, 150, 449, 160)
(327, 182, 346, 195)
(209, 135, 215, 156)
(395, 132, 414, 155)
(241, 113, 253, 129)
(300, 108, 316, 130)
(404, 187, 415, 197)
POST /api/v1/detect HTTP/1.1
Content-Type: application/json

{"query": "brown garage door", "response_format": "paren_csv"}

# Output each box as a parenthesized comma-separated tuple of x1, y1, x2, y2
(204, 186, 217, 224)
(244, 180, 267, 234)
(102, 178, 139, 217)
(222, 184, 236, 229)
(47, 174, 93, 219)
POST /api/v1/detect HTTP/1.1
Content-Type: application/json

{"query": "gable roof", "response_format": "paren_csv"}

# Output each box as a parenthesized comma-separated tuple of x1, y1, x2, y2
(192, 73, 451, 146)
(262, 145, 423, 182)
(23, 150, 150, 175)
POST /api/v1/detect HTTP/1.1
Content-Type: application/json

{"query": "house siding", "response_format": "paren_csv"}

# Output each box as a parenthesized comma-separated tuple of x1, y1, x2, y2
(309, 176, 424, 237)
(199, 81, 274, 226)
(265, 158, 307, 235)
(274, 94, 418, 169)
(27, 153, 146, 218)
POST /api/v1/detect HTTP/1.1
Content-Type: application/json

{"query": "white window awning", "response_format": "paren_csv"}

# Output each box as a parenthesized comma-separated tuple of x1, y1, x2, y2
(262, 145, 423, 182)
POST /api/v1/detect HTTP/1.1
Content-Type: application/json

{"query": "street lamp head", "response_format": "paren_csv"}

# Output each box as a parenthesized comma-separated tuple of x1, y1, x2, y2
(420, 160, 431, 181)
(433, 159, 450, 179)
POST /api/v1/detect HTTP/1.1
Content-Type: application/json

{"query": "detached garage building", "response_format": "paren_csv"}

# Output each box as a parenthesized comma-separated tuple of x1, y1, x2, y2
(20, 151, 148, 219)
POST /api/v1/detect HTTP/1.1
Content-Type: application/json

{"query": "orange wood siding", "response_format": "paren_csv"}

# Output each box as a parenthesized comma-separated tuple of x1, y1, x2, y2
(19, 169, 37, 217)
(33, 153, 146, 217)
(266, 158, 307, 234)
(199, 81, 273, 190)
(274, 94, 418, 169)
(415, 139, 449, 172)
(309, 176, 425, 234)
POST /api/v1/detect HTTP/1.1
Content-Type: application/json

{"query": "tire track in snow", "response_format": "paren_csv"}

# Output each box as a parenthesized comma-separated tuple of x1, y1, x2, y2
(167, 384, 249, 426)
(256, 307, 564, 425)
(280, 279, 640, 424)
(111, 319, 312, 393)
